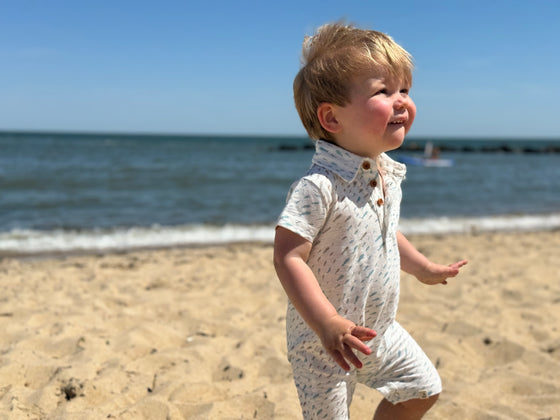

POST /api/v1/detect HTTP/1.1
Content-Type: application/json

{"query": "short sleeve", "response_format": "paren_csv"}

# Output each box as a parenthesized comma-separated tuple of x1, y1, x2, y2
(276, 176, 331, 243)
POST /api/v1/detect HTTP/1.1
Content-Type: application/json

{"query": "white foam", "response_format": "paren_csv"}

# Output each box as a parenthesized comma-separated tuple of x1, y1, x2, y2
(0, 224, 275, 256)
(399, 213, 560, 235)
(1, 213, 558, 256)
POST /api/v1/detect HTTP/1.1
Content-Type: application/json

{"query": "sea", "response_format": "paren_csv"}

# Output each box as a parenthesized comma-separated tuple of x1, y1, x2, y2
(1, 131, 559, 256)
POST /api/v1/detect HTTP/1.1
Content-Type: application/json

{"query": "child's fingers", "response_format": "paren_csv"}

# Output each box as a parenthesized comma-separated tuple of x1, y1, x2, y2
(342, 344, 363, 369)
(344, 334, 372, 356)
(450, 260, 468, 269)
(322, 319, 376, 370)
(328, 338, 372, 371)
(350, 326, 377, 341)
(329, 349, 351, 371)
(443, 260, 468, 281)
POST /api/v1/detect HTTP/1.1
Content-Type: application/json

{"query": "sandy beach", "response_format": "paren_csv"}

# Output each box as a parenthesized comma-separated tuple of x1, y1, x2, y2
(1, 231, 559, 419)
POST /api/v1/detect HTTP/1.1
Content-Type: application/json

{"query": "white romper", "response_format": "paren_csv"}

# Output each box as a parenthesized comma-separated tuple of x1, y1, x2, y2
(277, 140, 441, 420)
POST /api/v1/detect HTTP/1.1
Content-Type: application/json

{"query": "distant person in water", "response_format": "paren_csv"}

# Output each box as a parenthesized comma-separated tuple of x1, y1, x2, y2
(424, 141, 440, 159)
(274, 22, 468, 420)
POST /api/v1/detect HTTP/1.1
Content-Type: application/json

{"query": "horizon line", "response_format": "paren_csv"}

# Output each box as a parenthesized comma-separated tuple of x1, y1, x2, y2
(0, 129, 559, 142)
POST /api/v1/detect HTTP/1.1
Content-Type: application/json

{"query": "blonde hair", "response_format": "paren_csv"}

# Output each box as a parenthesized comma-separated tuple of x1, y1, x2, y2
(293, 22, 414, 141)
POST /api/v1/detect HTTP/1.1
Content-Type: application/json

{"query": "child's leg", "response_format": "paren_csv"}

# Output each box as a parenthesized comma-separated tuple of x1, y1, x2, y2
(290, 349, 357, 420)
(358, 322, 441, 411)
(373, 394, 439, 420)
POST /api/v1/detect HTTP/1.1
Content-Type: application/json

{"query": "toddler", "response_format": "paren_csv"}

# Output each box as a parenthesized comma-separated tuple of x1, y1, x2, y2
(274, 22, 467, 420)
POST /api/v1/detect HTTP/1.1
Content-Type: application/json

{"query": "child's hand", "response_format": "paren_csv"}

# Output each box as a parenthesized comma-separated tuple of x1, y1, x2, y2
(416, 260, 468, 285)
(316, 314, 377, 371)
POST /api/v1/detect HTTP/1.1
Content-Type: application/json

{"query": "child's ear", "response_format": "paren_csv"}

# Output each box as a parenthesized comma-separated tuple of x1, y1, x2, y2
(317, 103, 342, 134)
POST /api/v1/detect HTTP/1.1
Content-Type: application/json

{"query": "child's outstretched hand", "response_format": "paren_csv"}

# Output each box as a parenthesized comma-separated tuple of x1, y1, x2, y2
(316, 314, 377, 371)
(416, 260, 468, 285)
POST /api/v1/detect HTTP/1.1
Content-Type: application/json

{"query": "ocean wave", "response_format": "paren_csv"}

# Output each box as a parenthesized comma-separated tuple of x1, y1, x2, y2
(398, 213, 560, 235)
(1, 213, 559, 256)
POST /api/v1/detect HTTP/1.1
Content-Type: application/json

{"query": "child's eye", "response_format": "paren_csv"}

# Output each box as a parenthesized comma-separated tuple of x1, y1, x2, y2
(374, 89, 387, 96)
(400, 88, 409, 94)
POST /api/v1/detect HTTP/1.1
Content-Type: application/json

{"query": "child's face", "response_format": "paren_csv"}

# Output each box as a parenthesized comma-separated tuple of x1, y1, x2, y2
(330, 72, 416, 158)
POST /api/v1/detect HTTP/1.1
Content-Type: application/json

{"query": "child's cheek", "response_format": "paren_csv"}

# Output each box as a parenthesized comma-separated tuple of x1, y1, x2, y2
(406, 102, 417, 130)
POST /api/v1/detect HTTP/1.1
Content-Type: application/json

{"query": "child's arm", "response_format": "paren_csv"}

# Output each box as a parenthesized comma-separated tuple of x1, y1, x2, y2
(274, 226, 376, 371)
(397, 231, 467, 285)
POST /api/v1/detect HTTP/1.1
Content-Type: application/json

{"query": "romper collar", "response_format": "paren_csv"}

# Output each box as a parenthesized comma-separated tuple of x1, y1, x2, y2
(312, 140, 406, 182)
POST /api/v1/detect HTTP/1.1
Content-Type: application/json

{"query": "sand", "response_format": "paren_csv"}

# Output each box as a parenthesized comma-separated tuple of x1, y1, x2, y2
(0, 231, 559, 419)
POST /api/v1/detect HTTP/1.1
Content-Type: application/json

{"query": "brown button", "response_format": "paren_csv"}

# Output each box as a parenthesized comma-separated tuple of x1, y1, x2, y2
(377, 198, 384, 206)
(362, 161, 371, 170)
(369, 179, 377, 188)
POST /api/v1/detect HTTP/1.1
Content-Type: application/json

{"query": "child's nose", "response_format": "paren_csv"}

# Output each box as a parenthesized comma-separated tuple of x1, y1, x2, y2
(394, 97, 407, 110)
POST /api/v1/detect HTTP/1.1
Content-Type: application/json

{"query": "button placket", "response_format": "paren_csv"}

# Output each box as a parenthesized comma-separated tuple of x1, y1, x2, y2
(362, 162, 387, 236)
(361, 159, 383, 212)
(364, 177, 383, 232)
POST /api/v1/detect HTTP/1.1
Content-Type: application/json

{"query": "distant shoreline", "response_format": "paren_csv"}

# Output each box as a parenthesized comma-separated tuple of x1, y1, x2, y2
(2, 130, 558, 153)
(275, 140, 560, 154)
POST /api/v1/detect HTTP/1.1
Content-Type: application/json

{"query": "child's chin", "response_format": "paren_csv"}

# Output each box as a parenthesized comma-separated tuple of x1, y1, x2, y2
(386, 136, 405, 151)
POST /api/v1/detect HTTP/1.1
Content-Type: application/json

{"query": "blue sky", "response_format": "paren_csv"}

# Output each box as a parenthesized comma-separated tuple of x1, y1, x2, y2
(1, 0, 559, 138)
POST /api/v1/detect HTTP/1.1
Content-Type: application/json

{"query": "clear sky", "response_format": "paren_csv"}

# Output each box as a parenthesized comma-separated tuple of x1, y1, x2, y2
(1, 0, 559, 138)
